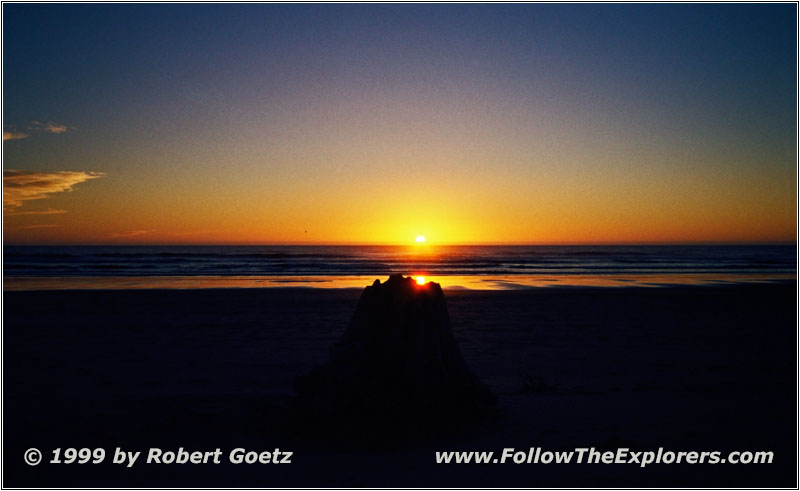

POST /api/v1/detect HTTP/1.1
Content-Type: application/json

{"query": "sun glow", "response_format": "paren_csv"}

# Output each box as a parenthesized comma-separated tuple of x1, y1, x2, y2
(415, 235, 426, 243)
(416, 276, 426, 285)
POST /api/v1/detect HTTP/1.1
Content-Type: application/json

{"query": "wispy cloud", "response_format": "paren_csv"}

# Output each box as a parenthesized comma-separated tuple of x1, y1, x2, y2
(8, 224, 61, 230)
(3, 131, 29, 141)
(107, 229, 156, 239)
(4, 207, 68, 216)
(4, 121, 73, 140)
(29, 121, 71, 134)
(168, 229, 219, 237)
(3, 170, 105, 212)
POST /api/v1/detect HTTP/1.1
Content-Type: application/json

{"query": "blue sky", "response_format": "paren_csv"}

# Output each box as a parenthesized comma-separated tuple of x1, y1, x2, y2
(3, 4, 796, 244)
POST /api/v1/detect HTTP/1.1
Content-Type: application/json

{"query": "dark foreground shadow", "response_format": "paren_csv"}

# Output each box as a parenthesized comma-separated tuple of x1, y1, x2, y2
(3, 281, 796, 487)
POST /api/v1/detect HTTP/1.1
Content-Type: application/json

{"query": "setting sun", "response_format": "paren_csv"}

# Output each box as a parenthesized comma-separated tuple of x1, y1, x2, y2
(416, 276, 426, 285)
(416, 235, 426, 243)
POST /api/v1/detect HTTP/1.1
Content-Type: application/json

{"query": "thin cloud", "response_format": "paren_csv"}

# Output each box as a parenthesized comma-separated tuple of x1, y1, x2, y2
(29, 121, 70, 134)
(107, 229, 156, 239)
(5, 121, 73, 139)
(168, 229, 219, 237)
(9, 224, 61, 230)
(3, 170, 105, 212)
(3, 131, 29, 141)
(5, 207, 68, 216)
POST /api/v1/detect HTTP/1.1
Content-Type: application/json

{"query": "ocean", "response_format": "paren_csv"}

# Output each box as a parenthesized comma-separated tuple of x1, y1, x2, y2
(3, 244, 795, 290)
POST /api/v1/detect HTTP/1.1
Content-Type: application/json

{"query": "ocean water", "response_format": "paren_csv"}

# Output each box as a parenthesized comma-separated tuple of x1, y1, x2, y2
(3, 244, 796, 290)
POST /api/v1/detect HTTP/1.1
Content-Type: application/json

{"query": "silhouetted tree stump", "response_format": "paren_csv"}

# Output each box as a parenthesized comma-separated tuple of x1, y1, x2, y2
(294, 274, 494, 429)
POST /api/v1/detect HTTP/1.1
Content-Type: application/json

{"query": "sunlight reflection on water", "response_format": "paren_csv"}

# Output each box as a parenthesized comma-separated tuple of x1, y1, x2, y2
(3, 273, 794, 291)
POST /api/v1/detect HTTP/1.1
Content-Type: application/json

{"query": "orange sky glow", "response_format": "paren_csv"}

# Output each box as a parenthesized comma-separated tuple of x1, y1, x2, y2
(3, 5, 796, 246)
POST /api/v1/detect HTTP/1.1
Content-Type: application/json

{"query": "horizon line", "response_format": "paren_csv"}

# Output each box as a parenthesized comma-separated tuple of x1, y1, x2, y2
(4, 241, 797, 247)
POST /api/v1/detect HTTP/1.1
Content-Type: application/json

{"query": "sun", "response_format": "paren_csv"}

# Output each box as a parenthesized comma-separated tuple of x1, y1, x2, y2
(415, 235, 426, 243)
(416, 276, 426, 285)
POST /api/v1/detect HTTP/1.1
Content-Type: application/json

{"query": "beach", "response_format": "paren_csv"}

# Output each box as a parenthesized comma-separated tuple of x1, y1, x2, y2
(3, 281, 795, 487)
(5, 3, 796, 488)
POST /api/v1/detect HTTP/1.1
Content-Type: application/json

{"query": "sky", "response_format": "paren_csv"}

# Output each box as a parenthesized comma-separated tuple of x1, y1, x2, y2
(3, 3, 796, 245)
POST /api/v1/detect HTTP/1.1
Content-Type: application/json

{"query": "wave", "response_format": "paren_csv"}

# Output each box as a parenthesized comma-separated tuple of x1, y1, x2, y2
(3, 245, 795, 278)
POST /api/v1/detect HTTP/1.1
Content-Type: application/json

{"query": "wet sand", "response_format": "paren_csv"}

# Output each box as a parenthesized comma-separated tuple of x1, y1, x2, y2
(3, 281, 796, 487)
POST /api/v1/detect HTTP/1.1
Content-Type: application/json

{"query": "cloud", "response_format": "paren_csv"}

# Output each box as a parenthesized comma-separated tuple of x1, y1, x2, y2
(29, 121, 70, 134)
(3, 131, 29, 141)
(107, 229, 156, 239)
(3, 170, 105, 212)
(5, 207, 68, 216)
(168, 229, 219, 237)
(8, 224, 61, 230)
(4, 121, 73, 140)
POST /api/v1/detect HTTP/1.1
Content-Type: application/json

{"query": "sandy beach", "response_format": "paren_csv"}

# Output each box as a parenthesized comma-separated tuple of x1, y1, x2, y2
(4, 3, 796, 488)
(3, 281, 795, 487)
